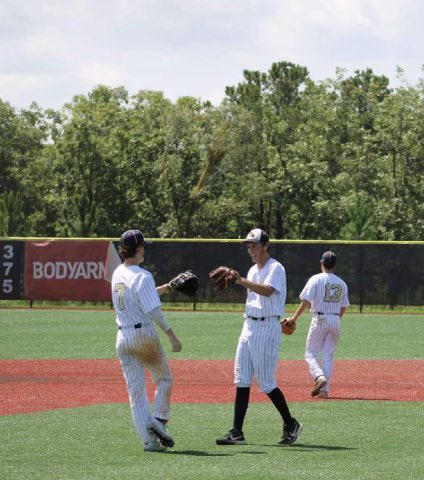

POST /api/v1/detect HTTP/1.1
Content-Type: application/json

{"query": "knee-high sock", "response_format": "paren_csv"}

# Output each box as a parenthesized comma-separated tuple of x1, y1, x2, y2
(267, 387, 293, 425)
(233, 387, 250, 432)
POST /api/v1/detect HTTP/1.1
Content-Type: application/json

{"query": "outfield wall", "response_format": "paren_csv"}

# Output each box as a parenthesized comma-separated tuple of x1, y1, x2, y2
(1, 238, 424, 307)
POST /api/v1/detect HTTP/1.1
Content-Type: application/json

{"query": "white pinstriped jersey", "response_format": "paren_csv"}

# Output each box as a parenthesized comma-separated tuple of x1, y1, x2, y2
(111, 262, 174, 444)
(300, 272, 349, 315)
(111, 264, 161, 327)
(245, 258, 286, 318)
(235, 257, 286, 393)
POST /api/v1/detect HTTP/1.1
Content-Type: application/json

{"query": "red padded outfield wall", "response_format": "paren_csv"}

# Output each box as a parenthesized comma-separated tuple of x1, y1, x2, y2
(24, 240, 121, 301)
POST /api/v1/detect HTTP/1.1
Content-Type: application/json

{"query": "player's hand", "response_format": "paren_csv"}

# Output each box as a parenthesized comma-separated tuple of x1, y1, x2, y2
(170, 338, 182, 352)
(280, 317, 296, 335)
(166, 330, 182, 352)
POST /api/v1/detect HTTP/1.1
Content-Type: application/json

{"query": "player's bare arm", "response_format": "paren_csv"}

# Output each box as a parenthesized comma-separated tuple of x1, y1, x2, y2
(156, 284, 171, 296)
(236, 277, 275, 297)
(290, 299, 311, 322)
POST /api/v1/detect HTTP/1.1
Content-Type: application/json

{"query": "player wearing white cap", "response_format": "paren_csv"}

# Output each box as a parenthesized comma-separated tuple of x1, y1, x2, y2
(286, 251, 349, 398)
(111, 229, 182, 452)
(216, 228, 302, 446)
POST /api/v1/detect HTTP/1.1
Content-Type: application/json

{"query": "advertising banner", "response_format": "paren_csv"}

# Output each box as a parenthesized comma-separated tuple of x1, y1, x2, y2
(24, 240, 121, 301)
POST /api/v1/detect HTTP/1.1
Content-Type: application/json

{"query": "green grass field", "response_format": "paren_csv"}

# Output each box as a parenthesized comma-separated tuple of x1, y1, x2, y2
(0, 309, 422, 360)
(1, 308, 423, 480)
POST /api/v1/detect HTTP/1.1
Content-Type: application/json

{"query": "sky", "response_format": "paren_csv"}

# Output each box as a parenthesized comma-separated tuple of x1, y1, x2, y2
(1, 0, 423, 111)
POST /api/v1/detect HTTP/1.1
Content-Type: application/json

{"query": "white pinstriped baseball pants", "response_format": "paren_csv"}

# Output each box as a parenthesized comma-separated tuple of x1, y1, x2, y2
(234, 317, 281, 393)
(304, 314, 341, 392)
(116, 323, 173, 444)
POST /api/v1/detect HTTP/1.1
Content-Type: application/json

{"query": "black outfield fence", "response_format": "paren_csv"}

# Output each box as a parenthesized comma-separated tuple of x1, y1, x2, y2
(1, 238, 423, 309)
(147, 240, 424, 309)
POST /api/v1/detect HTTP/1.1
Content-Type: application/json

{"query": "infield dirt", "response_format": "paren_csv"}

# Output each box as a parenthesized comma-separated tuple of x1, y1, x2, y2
(1, 359, 423, 415)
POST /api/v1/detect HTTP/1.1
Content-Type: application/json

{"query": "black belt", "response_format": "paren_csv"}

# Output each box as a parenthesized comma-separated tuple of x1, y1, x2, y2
(118, 323, 142, 330)
(248, 316, 280, 321)
(317, 312, 340, 316)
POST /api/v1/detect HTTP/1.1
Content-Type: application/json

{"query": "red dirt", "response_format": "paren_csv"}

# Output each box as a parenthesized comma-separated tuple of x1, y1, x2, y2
(1, 359, 423, 415)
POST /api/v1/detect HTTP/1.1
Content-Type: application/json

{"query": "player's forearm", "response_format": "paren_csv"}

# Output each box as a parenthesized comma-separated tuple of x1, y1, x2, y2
(340, 306, 346, 319)
(156, 284, 171, 296)
(236, 277, 274, 297)
(291, 300, 310, 321)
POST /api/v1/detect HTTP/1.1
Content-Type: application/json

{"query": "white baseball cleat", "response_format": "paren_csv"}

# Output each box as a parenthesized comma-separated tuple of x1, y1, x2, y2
(317, 390, 329, 399)
(144, 440, 167, 452)
(311, 375, 327, 397)
(147, 418, 175, 448)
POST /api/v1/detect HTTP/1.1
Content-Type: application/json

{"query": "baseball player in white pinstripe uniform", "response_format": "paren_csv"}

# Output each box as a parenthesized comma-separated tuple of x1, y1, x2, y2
(287, 251, 349, 399)
(111, 229, 182, 452)
(216, 228, 302, 446)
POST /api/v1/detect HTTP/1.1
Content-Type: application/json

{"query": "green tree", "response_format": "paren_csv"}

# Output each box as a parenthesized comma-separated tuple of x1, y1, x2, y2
(120, 90, 173, 236)
(0, 100, 49, 234)
(2, 63, 424, 242)
(279, 80, 341, 239)
(339, 193, 378, 240)
(63, 190, 101, 237)
(224, 61, 310, 238)
(370, 77, 424, 239)
(156, 97, 225, 237)
(0, 191, 25, 236)
(0, 100, 23, 194)
(49, 85, 129, 236)
(330, 69, 392, 194)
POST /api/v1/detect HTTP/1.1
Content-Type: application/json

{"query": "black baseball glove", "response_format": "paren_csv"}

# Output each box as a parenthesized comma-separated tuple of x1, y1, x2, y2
(168, 270, 200, 297)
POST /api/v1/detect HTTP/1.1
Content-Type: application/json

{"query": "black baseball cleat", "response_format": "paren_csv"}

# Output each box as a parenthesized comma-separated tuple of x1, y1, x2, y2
(216, 428, 246, 445)
(279, 418, 302, 445)
(147, 418, 175, 448)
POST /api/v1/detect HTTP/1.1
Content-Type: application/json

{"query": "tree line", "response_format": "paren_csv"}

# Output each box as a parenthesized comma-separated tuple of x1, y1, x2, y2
(1, 61, 423, 240)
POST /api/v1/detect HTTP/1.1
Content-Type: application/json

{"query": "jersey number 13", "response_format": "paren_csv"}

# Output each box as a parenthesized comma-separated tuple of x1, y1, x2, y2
(324, 283, 342, 303)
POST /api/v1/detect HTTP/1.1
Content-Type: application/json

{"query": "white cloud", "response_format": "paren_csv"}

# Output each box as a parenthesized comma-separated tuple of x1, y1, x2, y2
(253, 0, 424, 81)
(0, 0, 423, 110)
(79, 62, 127, 86)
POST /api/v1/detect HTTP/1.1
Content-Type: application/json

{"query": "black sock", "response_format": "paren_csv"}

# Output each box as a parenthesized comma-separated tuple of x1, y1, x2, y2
(233, 387, 250, 432)
(267, 387, 293, 425)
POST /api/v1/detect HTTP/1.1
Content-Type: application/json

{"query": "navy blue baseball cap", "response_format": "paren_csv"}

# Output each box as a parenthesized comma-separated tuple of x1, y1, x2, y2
(120, 229, 152, 247)
(242, 228, 270, 244)
(321, 251, 337, 269)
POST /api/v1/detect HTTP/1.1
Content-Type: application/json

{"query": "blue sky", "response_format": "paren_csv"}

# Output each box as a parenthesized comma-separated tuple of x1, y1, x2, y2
(1, 0, 423, 110)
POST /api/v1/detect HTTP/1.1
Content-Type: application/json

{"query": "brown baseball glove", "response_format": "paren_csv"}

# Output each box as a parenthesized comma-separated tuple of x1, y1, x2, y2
(209, 266, 240, 290)
(280, 318, 296, 335)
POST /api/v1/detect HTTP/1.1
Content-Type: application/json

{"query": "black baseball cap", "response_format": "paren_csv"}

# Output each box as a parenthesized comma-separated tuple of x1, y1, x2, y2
(242, 228, 270, 244)
(120, 229, 152, 247)
(321, 251, 337, 269)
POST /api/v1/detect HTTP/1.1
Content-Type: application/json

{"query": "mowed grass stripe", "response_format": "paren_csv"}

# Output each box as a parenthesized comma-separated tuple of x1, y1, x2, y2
(1, 402, 423, 480)
(0, 309, 423, 360)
